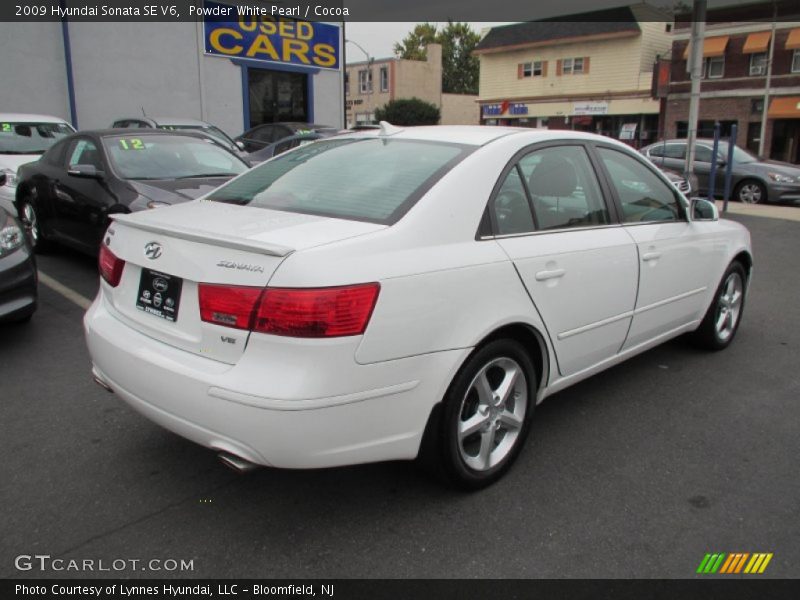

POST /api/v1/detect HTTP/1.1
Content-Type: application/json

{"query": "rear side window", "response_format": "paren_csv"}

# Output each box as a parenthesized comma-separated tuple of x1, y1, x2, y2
(598, 147, 682, 223)
(207, 138, 473, 224)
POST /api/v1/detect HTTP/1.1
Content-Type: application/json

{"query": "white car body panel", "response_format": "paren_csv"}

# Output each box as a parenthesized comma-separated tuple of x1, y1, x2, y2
(84, 126, 753, 470)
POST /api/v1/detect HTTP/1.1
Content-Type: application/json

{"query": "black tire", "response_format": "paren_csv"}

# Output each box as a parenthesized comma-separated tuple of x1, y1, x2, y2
(691, 261, 747, 351)
(734, 179, 767, 204)
(424, 339, 536, 490)
(18, 199, 53, 253)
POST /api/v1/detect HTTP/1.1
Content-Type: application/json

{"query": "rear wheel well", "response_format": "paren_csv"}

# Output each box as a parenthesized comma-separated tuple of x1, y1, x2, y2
(479, 324, 548, 391)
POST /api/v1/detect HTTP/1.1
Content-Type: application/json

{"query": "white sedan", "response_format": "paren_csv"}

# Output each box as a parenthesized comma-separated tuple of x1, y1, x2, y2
(84, 125, 752, 489)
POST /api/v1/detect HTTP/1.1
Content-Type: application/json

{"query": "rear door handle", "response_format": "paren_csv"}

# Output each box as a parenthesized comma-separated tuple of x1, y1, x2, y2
(642, 252, 662, 262)
(535, 268, 566, 281)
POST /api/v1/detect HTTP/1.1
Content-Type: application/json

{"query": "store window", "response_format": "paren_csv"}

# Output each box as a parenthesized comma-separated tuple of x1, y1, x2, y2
(345, 72, 349, 95)
(749, 52, 767, 76)
(792, 49, 800, 74)
(380, 66, 389, 92)
(359, 69, 373, 94)
(248, 68, 308, 127)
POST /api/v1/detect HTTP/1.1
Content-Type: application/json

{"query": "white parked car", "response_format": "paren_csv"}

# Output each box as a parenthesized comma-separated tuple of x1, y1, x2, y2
(0, 113, 75, 215)
(84, 125, 752, 488)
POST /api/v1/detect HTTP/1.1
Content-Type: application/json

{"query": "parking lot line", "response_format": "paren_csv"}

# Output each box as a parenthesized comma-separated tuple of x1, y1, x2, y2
(38, 270, 93, 310)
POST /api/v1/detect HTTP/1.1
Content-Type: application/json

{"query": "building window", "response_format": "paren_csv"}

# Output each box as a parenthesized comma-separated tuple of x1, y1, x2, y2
(562, 57, 585, 75)
(345, 72, 349, 95)
(521, 61, 544, 78)
(380, 66, 389, 92)
(358, 69, 372, 94)
(793, 49, 800, 74)
(703, 56, 724, 79)
(749, 52, 768, 76)
(751, 98, 764, 114)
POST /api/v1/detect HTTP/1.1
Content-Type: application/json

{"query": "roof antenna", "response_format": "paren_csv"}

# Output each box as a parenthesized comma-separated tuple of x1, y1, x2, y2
(378, 121, 403, 136)
(141, 106, 146, 116)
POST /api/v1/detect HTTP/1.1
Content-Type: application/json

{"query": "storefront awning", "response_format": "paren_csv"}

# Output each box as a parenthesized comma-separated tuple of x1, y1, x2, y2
(767, 97, 800, 119)
(743, 31, 771, 53)
(682, 36, 729, 59)
(786, 28, 800, 50)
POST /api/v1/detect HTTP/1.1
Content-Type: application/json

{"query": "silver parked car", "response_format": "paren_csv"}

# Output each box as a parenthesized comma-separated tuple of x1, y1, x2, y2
(642, 139, 800, 205)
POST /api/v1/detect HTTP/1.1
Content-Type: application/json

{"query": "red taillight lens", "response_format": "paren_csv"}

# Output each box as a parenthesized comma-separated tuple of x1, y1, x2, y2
(98, 244, 125, 287)
(254, 283, 380, 338)
(198, 284, 263, 330)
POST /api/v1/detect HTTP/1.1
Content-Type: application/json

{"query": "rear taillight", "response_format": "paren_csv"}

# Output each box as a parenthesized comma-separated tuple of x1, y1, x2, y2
(198, 284, 263, 329)
(98, 244, 125, 287)
(197, 282, 380, 338)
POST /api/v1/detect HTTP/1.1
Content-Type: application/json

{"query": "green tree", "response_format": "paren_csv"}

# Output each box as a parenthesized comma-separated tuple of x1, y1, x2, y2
(393, 23, 438, 61)
(394, 21, 481, 95)
(374, 98, 441, 126)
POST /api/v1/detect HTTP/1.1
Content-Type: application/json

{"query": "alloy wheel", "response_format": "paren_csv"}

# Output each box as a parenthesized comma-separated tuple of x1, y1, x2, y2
(457, 357, 527, 471)
(21, 203, 39, 246)
(738, 183, 762, 204)
(715, 272, 743, 342)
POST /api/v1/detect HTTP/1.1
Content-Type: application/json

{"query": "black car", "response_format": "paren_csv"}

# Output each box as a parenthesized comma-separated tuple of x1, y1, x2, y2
(0, 196, 37, 323)
(14, 129, 249, 255)
(235, 122, 337, 153)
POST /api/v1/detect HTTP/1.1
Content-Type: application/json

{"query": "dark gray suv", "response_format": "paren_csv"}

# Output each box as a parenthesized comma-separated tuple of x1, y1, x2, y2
(641, 139, 800, 205)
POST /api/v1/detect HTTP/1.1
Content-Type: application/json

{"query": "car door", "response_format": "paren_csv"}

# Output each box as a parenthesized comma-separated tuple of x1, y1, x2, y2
(493, 143, 639, 377)
(594, 145, 724, 350)
(57, 136, 114, 251)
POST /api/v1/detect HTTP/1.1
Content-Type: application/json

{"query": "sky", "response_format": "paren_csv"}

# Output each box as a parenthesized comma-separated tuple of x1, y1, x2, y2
(344, 22, 512, 63)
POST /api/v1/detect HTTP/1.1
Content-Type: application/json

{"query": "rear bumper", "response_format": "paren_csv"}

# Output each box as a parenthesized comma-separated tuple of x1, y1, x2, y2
(0, 246, 37, 322)
(84, 291, 469, 469)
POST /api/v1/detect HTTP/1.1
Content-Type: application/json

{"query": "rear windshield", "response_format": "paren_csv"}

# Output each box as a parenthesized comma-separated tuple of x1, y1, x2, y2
(0, 122, 74, 155)
(206, 138, 472, 224)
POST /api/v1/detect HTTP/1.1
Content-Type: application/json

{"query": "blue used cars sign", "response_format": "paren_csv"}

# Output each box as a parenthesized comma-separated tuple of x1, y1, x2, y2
(203, 1, 340, 70)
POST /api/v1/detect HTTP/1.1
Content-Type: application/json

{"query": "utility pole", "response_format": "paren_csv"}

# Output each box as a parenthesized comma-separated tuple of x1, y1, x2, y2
(684, 0, 707, 180)
(758, 2, 777, 157)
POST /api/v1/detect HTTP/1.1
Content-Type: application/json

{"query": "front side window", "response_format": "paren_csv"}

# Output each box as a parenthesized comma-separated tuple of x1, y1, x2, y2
(0, 121, 74, 155)
(664, 144, 686, 159)
(598, 147, 682, 223)
(521, 145, 609, 230)
(103, 135, 247, 180)
(749, 52, 768, 76)
(207, 138, 472, 224)
(359, 69, 373, 93)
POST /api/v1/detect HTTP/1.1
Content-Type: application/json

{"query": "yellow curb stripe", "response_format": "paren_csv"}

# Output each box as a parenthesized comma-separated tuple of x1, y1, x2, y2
(758, 553, 773, 574)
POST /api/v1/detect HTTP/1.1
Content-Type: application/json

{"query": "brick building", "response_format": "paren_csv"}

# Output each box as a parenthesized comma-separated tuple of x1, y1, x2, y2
(660, 0, 800, 163)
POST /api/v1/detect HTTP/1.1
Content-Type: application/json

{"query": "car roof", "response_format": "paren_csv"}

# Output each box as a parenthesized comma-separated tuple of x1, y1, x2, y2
(0, 113, 71, 124)
(112, 116, 211, 127)
(337, 125, 625, 147)
(83, 128, 224, 139)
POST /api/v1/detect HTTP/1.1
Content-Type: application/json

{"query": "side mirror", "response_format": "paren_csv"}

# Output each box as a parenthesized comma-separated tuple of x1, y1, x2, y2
(691, 197, 718, 221)
(0, 173, 6, 187)
(717, 158, 727, 167)
(67, 164, 104, 179)
(236, 140, 246, 150)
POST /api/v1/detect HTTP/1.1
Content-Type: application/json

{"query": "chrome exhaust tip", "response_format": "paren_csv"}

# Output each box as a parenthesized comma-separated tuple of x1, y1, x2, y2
(93, 375, 114, 393)
(218, 451, 260, 474)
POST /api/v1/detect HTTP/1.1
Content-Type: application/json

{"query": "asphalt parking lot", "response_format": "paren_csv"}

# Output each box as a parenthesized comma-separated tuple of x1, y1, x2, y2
(1, 212, 798, 579)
